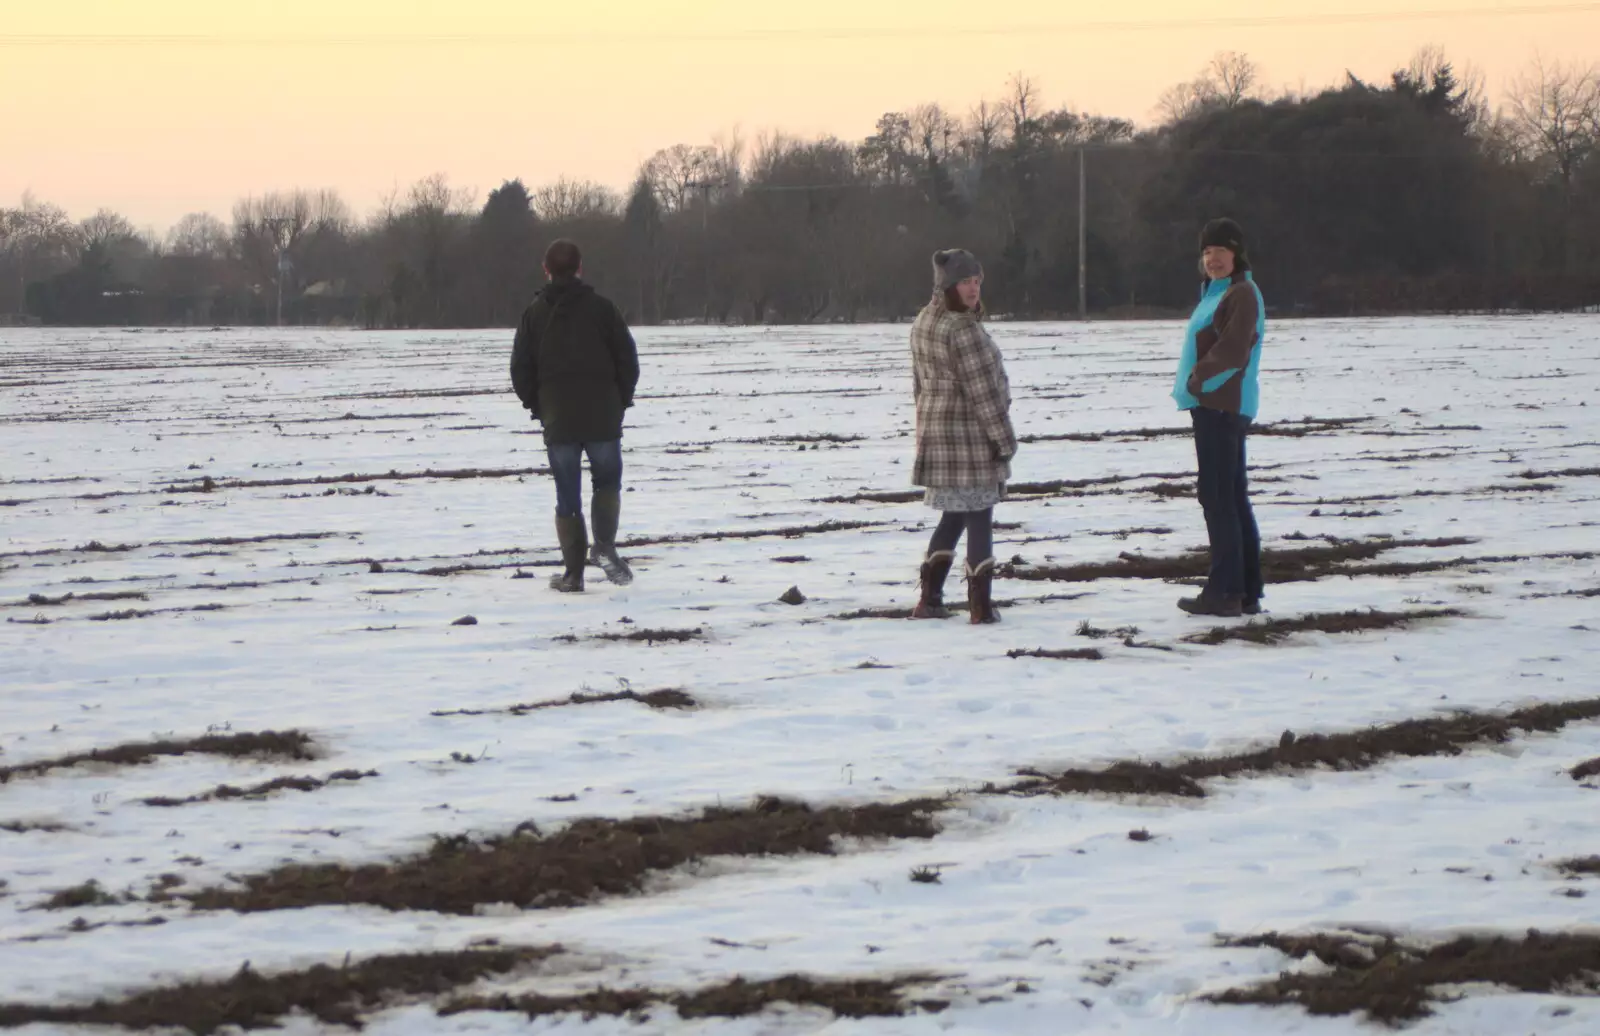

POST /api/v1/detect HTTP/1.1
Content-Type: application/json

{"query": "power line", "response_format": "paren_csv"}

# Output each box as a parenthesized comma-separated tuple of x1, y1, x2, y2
(3, 3, 1597, 46)
(733, 143, 1503, 195)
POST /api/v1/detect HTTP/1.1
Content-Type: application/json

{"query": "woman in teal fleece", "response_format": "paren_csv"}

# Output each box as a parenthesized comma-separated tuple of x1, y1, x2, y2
(1172, 218, 1267, 617)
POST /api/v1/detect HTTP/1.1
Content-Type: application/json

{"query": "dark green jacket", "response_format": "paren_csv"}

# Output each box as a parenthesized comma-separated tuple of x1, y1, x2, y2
(510, 278, 639, 444)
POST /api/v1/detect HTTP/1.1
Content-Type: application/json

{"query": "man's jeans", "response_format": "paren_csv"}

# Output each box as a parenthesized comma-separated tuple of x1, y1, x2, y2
(1191, 407, 1262, 601)
(546, 440, 623, 518)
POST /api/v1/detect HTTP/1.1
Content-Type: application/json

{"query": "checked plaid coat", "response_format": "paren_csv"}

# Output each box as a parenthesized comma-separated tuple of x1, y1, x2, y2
(909, 293, 1017, 489)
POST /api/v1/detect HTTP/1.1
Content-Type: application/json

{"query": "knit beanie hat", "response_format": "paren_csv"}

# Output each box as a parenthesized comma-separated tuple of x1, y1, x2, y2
(1199, 218, 1247, 262)
(932, 249, 983, 290)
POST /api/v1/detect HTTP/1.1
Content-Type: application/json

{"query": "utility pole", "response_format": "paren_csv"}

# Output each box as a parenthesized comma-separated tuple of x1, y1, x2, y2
(1078, 147, 1088, 321)
(261, 215, 293, 327)
(276, 251, 291, 327)
(685, 179, 724, 324)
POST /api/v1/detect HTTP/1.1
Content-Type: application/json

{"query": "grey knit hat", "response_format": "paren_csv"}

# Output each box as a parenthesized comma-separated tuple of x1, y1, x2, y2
(932, 249, 983, 290)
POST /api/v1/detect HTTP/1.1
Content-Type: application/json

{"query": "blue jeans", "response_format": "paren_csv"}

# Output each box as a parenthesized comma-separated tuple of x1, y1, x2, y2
(1191, 407, 1262, 600)
(546, 440, 623, 518)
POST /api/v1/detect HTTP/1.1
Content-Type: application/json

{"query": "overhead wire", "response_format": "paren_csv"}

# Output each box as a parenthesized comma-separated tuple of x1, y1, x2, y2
(2, 2, 1597, 46)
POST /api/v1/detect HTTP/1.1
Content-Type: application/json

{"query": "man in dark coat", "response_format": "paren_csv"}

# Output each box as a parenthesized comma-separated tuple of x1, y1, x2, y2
(510, 239, 640, 592)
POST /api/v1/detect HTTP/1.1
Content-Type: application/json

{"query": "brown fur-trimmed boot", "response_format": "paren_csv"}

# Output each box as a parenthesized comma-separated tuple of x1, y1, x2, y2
(966, 557, 1000, 624)
(911, 550, 956, 619)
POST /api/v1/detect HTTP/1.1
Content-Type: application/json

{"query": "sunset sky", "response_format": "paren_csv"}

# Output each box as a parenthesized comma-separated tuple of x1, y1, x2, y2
(5, 0, 1598, 231)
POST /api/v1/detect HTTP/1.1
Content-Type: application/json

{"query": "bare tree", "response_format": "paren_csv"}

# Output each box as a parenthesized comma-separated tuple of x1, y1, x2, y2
(166, 213, 230, 258)
(711, 127, 747, 195)
(406, 174, 474, 218)
(230, 188, 354, 321)
(1156, 80, 1209, 124)
(531, 177, 620, 222)
(1456, 62, 1491, 134)
(644, 144, 721, 212)
(751, 130, 794, 182)
(910, 103, 958, 161)
(79, 209, 140, 249)
(1404, 45, 1490, 131)
(967, 99, 1006, 156)
(1506, 55, 1600, 195)
(1210, 52, 1259, 107)
(0, 193, 81, 310)
(1005, 73, 1041, 139)
(1157, 51, 1261, 123)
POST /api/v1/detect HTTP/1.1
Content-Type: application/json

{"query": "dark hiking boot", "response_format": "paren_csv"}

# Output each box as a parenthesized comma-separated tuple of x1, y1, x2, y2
(911, 550, 955, 619)
(550, 514, 587, 593)
(1178, 593, 1243, 618)
(967, 557, 1001, 625)
(588, 489, 633, 585)
(1243, 598, 1263, 616)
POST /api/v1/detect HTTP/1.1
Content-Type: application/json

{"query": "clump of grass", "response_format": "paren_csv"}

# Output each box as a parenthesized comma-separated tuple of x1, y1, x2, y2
(40, 879, 120, 911)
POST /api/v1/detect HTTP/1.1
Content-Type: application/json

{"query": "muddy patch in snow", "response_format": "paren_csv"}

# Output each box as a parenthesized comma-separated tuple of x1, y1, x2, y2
(1207, 929, 1600, 1024)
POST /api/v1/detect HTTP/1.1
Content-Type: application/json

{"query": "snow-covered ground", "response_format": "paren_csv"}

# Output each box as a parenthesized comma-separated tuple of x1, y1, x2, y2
(2, 316, 1598, 1034)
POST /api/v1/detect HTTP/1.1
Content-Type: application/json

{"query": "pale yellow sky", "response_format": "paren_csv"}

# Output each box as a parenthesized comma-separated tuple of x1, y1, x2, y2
(4, 0, 1598, 230)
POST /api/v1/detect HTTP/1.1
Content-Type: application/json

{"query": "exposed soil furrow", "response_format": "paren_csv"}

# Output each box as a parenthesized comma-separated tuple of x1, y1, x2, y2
(163, 467, 544, 494)
(826, 593, 1091, 620)
(1301, 480, 1564, 506)
(1573, 757, 1600, 780)
(431, 689, 696, 717)
(1327, 549, 1599, 580)
(1007, 648, 1105, 661)
(1515, 466, 1600, 480)
(0, 947, 558, 1035)
(0, 476, 102, 486)
(621, 519, 887, 548)
(1206, 930, 1600, 1024)
(9, 590, 149, 607)
(443, 973, 946, 1023)
(10, 602, 237, 625)
(674, 433, 868, 447)
(999, 698, 1600, 800)
(0, 531, 348, 562)
(999, 537, 1477, 584)
(1182, 608, 1465, 645)
(141, 770, 378, 808)
(0, 820, 72, 834)
(0, 731, 316, 785)
(1017, 417, 1371, 444)
(553, 628, 705, 645)
(820, 473, 1190, 504)
(325, 387, 500, 401)
(274, 411, 466, 424)
(1556, 856, 1600, 876)
(1091, 526, 1174, 538)
(180, 796, 944, 914)
(1524, 587, 1600, 599)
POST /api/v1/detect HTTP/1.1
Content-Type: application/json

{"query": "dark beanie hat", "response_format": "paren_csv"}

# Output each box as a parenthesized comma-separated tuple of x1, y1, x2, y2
(1199, 218, 1247, 261)
(932, 249, 983, 290)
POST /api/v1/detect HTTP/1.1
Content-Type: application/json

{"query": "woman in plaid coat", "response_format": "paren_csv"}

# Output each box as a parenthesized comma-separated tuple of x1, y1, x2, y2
(908, 249, 1017, 624)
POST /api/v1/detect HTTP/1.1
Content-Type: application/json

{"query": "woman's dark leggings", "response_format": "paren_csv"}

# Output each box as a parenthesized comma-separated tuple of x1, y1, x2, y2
(927, 508, 994, 568)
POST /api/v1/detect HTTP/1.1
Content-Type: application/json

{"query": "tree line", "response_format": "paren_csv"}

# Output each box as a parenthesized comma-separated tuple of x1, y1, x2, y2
(3, 48, 1598, 327)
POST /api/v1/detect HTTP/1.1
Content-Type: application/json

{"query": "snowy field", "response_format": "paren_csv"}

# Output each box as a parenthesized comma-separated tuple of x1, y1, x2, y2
(2, 316, 1599, 1034)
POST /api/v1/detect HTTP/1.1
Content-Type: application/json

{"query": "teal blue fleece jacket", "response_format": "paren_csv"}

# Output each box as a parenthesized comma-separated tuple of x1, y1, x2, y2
(1172, 273, 1265, 419)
